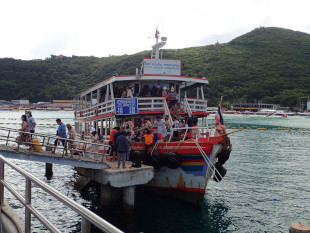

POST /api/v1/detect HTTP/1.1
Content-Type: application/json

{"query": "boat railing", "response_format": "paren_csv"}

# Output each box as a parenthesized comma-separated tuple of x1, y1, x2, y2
(76, 99, 115, 119)
(137, 97, 166, 111)
(183, 98, 208, 112)
(75, 97, 168, 119)
(0, 154, 123, 233)
(168, 126, 212, 142)
(163, 99, 173, 126)
(183, 98, 193, 117)
(74, 97, 208, 120)
(0, 126, 110, 163)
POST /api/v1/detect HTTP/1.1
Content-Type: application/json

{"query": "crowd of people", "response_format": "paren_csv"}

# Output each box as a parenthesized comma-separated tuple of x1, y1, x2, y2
(112, 84, 178, 109)
(14, 110, 201, 169)
(106, 113, 199, 168)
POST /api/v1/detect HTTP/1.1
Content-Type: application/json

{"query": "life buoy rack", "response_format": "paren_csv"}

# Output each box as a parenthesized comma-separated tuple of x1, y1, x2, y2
(94, 108, 98, 116)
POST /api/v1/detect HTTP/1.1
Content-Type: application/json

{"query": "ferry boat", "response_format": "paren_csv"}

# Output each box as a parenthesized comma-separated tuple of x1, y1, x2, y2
(73, 31, 231, 207)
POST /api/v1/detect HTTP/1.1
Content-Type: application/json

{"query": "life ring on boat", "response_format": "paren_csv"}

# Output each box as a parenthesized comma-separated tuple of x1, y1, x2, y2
(94, 108, 98, 116)
(79, 111, 82, 117)
(74, 111, 77, 117)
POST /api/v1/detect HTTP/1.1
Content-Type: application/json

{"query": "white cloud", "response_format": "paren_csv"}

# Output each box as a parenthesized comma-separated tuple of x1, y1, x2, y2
(0, 0, 309, 60)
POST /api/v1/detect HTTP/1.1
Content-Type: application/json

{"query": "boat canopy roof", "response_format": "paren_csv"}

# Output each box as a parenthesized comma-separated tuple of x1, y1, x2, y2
(79, 74, 209, 98)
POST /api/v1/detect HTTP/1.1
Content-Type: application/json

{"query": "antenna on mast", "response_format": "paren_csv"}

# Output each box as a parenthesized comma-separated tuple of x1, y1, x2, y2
(151, 27, 167, 59)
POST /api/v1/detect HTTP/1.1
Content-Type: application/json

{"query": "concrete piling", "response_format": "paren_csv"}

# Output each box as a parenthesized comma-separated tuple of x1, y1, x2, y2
(45, 163, 53, 178)
(123, 186, 136, 211)
(101, 185, 113, 206)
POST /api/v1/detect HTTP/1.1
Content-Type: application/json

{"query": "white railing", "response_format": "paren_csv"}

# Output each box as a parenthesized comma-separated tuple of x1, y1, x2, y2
(75, 97, 167, 119)
(137, 97, 166, 111)
(184, 98, 208, 112)
(183, 98, 193, 117)
(76, 100, 115, 119)
(0, 126, 110, 163)
(74, 97, 208, 120)
(163, 99, 173, 126)
(0, 155, 123, 233)
(168, 126, 212, 142)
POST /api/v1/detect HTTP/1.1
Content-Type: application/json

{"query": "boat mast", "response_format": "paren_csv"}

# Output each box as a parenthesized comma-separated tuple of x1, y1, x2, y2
(151, 27, 167, 59)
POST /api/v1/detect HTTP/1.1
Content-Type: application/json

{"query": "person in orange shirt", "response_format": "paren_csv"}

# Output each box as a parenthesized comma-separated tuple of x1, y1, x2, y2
(109, 127, 117, 157)
(143, 129, 154, 160)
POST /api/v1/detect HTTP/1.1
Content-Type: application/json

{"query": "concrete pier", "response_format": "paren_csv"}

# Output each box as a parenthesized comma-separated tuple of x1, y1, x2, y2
(77, 163, 154, 209)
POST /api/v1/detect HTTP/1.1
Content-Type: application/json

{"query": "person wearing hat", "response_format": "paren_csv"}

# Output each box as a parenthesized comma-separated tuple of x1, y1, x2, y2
(52, 119, 68, 155)
(168, 86, 178, 109)
(162, 86, 168, 99)
(215, 124, 227, 137)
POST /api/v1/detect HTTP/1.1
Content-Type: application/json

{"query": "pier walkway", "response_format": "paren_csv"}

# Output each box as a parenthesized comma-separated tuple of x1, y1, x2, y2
(0, 126, 154, 232)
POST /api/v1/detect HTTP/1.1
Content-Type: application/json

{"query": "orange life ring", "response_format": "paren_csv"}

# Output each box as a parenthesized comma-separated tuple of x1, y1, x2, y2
(95, 108, 98, 116)
(74, 111, 77, 117)
(79, 111, 82, 117)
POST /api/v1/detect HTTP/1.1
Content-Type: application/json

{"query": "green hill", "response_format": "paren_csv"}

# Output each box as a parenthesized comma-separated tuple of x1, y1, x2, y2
(1, 27, 310, 108)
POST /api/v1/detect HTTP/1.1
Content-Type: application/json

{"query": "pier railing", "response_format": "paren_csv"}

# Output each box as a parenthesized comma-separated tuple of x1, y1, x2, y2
(0, 154, 123, 233)
(0, 126, 110, 162)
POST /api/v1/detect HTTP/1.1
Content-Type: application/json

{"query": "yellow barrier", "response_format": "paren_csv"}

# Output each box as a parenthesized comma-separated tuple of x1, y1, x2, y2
(278, 128, 291, 131)
(257, 128, 266, 130)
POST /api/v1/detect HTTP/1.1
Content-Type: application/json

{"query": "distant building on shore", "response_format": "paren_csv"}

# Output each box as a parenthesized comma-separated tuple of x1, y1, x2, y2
(232, 103, 280, 112)
(11, 100, 29, 105)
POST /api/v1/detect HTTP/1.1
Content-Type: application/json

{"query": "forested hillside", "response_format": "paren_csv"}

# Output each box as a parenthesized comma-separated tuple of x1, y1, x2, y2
(1, 27, 310, 108)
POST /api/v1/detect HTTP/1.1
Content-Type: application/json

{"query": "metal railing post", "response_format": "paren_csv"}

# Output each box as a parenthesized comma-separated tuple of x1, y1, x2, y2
(25, 178, 32, 233)
(6, 130, 11, 146)
(0, 161, 4, 206)
(81, 217, 91, 233)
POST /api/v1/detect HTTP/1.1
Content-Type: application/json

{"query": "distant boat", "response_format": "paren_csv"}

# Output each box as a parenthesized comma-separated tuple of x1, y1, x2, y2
(0, 108, 11, 111)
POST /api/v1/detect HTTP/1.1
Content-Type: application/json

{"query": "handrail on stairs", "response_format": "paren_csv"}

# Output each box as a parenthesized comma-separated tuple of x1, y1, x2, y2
(0, 155, 123, 233)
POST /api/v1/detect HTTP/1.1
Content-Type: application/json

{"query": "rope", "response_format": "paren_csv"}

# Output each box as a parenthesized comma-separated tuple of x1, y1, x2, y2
(191, 139, 222, 182)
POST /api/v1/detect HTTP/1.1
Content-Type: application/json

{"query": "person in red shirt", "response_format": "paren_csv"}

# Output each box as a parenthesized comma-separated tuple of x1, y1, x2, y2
(109, 127, 117, 157)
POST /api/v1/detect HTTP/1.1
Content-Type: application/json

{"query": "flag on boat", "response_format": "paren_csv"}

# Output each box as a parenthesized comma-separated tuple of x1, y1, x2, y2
(215, 97, 224, 125)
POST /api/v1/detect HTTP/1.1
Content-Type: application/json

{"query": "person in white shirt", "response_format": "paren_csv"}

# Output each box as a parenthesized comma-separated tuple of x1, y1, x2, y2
(127, 86, 134, 98)
(153, 115, 165, 136)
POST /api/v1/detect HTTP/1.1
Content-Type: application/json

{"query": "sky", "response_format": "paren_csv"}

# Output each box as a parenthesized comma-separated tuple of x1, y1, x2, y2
(1, 0, 310, 60)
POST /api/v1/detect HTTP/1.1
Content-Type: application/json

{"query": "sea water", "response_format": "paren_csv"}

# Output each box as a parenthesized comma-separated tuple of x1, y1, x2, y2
(0, 112, 310, 232)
